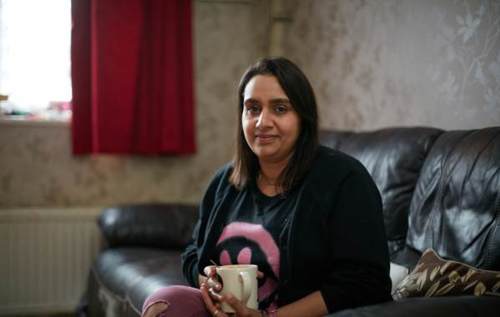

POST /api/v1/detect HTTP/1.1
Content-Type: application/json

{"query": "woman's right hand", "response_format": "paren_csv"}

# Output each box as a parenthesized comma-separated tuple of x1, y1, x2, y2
(199, 266, 226, 316)
(199, 265, 265, 316)
(199, 265, 222, 292)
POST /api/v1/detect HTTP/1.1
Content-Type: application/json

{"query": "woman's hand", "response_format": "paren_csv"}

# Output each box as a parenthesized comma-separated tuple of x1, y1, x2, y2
(199, 266, 223, 292)
(200, 265, 265, 316)
(199, 266, 223, 316)
(200, 283, 263, 317)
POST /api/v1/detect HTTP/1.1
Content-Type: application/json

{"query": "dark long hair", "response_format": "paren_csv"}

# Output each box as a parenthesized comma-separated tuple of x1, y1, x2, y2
(229, 57, 319, 192)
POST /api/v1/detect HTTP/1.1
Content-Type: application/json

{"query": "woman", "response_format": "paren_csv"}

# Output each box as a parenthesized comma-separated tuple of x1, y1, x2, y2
(143, 57, 392, 317)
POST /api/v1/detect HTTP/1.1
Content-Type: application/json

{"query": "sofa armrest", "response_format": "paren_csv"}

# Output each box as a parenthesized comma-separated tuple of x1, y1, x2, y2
(98, 203, 198, 249)
(329, 296, 500, 317)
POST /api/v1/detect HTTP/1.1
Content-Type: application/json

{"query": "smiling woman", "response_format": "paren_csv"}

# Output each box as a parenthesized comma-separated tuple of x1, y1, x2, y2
(142, 57, 392, 317)
(241, 75, 301, 192)
(0, 0, 72, 119)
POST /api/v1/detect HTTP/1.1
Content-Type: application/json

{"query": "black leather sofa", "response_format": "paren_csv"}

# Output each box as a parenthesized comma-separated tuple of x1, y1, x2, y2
(81, 126, 500, 317)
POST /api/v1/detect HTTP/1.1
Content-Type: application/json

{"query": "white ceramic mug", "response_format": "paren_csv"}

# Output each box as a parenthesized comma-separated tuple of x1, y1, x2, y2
(215, 264, 258, 313)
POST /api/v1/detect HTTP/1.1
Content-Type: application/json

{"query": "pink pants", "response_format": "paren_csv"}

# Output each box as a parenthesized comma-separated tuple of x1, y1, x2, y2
(141, 285, 212, 317)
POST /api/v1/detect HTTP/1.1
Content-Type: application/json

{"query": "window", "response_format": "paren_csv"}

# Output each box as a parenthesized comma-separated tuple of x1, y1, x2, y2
(0, 0, 72, 120)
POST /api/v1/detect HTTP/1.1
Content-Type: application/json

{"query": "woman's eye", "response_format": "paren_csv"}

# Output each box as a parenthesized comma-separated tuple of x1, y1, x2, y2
(246, 105, 260, 114)
(275, 105, 288, 113)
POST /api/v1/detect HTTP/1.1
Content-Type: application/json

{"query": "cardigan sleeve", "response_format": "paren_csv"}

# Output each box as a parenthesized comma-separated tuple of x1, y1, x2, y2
(320, 168, 393, 313)
(181, 190, 213, 287)
(181, 221, 202, 287)
(181, 166, 227, 287)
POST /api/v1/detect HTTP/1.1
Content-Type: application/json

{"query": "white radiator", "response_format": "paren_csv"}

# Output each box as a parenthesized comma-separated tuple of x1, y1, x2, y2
(0, 207, 103, 315)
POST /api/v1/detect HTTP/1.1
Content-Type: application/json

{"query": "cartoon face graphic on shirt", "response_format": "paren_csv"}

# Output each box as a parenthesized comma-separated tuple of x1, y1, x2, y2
(215, 222, 280, 308)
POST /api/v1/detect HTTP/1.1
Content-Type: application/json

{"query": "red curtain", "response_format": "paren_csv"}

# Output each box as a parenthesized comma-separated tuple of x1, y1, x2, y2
(71, 0, 195, 155)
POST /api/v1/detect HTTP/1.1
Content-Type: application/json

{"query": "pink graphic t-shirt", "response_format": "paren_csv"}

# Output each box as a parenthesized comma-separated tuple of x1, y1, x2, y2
(212, 184, 291, 310)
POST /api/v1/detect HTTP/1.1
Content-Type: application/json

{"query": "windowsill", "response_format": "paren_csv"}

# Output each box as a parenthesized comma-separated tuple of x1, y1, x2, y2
(0, 116, 70, 127)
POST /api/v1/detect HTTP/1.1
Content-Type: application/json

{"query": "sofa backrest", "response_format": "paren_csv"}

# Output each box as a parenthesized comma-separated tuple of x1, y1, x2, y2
(320, 127, 443, 257)
(99, 203, 199, 249)
(406, 127, 500, 270)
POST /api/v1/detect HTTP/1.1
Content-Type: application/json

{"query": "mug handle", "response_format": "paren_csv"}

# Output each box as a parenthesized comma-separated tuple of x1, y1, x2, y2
(239, 271, 252, 304)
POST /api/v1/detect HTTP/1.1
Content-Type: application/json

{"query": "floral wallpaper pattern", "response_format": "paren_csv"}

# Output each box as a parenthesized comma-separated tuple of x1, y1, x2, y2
(285, 0, 500, 130)
(430, 0, 500, 112)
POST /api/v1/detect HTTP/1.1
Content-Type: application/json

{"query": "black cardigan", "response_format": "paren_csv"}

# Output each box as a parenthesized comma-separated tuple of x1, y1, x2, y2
(182, 146, 392, 313)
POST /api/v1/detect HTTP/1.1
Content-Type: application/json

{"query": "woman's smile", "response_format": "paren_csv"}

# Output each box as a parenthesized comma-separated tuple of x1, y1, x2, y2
(242, 75, 300, 164)
(255, 134, 278, 144)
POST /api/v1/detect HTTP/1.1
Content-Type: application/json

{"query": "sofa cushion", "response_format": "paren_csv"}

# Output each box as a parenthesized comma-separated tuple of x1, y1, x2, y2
(99, 203, 198, 249)
(406, 128, 500, 269)
(320, 127, 443, 257)
(93, 248, 184, 299)
(392, 249, 500, 300)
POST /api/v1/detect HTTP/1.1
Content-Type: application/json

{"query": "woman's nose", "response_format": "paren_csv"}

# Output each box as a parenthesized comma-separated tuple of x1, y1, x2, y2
(256, 109, 272, 128)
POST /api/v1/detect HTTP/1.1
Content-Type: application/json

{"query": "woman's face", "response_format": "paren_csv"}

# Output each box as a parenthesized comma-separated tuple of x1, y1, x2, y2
(242, 75, 300, 164)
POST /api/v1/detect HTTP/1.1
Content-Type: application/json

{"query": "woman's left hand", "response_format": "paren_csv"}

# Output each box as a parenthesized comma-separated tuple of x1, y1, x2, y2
(200, 283, 262, 317)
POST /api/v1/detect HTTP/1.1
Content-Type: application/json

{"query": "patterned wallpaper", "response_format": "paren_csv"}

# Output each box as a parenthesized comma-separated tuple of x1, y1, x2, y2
(3, 0, 499, 208)
(284, 0, 500, 130)
(0, 0, 269, 208)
